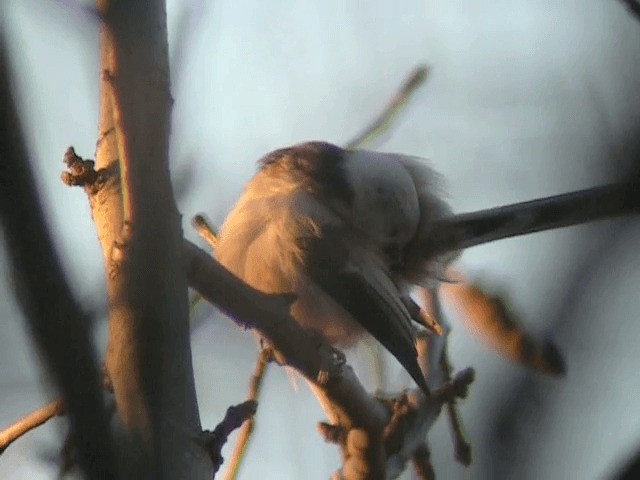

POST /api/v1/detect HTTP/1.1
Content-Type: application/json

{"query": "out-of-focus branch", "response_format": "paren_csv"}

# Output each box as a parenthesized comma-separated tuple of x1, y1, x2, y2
(441, 279, 566, 376)
(618, 0, 640, 21)
(439, 351, 472, 466)
(345, 66, 430, 149)
(0, 40, 117, 478)
(411, 443, 435, 480)
(0, 400, 66, 455)
(610, 444, 640, 479)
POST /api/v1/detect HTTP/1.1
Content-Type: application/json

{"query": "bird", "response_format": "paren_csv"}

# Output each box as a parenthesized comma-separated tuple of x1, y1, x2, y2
(215, 141, 639, 395)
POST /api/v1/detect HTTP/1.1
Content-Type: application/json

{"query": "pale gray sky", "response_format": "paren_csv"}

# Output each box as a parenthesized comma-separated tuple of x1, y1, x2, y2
(1, 1, 639, 478)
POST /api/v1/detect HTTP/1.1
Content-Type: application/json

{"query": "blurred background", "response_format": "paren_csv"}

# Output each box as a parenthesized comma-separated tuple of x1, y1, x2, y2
(1, 0, 639, 478)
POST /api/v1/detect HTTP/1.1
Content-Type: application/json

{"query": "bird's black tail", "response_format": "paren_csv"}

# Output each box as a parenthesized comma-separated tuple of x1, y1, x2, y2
(428, 182, 640, 254)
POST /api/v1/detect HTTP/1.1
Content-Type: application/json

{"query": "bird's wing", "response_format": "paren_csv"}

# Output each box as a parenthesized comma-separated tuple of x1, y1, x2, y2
(301, 224, 430, 394)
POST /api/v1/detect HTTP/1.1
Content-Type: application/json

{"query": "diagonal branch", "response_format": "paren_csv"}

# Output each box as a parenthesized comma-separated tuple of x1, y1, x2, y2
(223, 348, 273, 480)
(618, 0, 640, 21)
(345, 66, 430, 150)
(184, 238, 475, 479)
(0, 400, 66, 455)
(183, 239, 390, 475)
(200, 401, 258, 476)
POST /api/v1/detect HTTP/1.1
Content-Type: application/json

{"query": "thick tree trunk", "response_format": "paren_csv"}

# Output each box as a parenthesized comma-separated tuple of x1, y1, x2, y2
(93, 1, 212, 477)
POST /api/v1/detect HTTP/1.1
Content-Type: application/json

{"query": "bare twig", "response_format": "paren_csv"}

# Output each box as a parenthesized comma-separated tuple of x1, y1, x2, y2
(411, 443, 435, 480)
(0, 400, 66, 455)
(377, 368, 474, 478)
(224, 348, 273, 480)
(193, 213, 219, 250)
(189, 214, 219, 330)
(345, 65, 430, 149)
(440, 350, 472, 466)
(201, 401, 258, 476)
(424, 288, 472, 467)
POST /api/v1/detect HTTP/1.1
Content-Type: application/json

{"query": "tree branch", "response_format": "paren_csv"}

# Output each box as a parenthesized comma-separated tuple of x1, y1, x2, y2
(0, 400, 66, 455)
(345, 66, 430, 150)
(200, 401, 258, 476)
(183, 239, 477, 478)
(224, 348, 273, 480)
(0, 39, 117, 479)
(618, 0, 640, 22)
(74, 1, 212, 477)
(425, 289, 472, 466)
(411, 443, 435, 480)
(183, 239, 389, 476)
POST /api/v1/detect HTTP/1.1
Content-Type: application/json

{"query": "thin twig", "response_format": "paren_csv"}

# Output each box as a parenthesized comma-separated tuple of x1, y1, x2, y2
(189, 214, 220, 331)
(440, 349, 472, 466)
(193, 213, 219, 250)
(224, 348, 273, 480)
(412, 443, 435, 480)
(201, 400, 258, 476)
(345, 65, 430, 149)
(0, 400, 66, 454)
(375, 369, 473, 479)
(425, 287, 473, 467)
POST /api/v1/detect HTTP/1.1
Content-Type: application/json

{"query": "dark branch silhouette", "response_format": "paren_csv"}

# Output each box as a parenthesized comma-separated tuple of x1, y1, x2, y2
(0, 38, 117, 479)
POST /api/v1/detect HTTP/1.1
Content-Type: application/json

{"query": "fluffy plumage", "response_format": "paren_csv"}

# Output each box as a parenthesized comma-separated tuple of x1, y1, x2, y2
(216, 142, 638, 393)
(216, 142, 454, 394)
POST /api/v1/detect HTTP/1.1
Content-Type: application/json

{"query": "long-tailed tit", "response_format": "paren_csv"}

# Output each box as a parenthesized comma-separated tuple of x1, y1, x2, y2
(215, 141, 639, 394)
